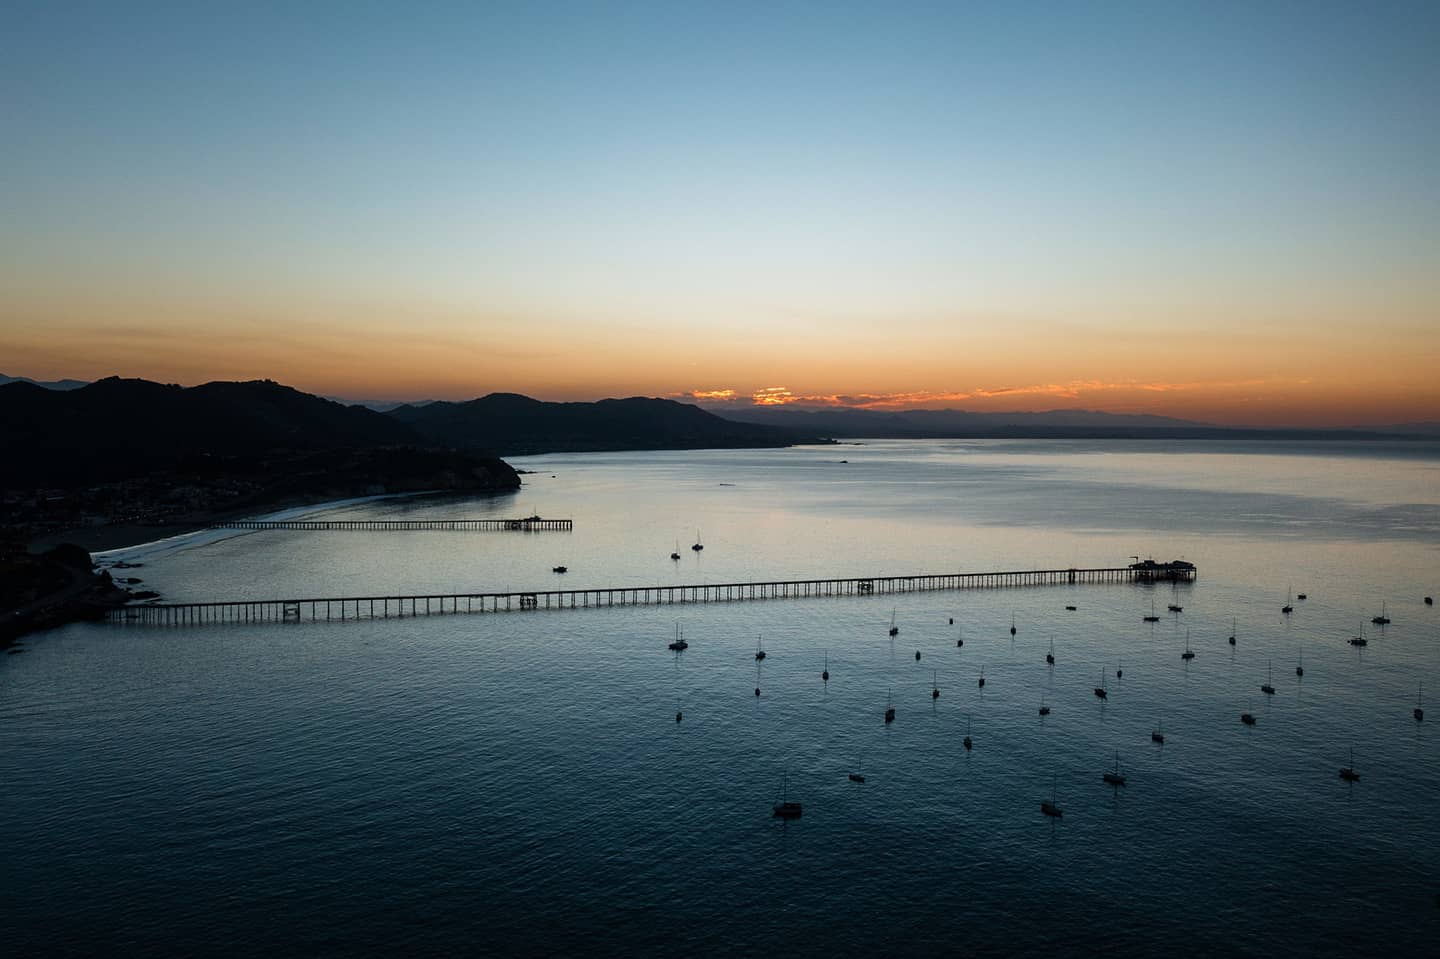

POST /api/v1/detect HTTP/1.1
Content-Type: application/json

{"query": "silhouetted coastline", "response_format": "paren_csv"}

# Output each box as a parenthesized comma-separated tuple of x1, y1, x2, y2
(1, 542, 135, 649)
(1, 378, 529, 553)
(2, 377, 829, 554)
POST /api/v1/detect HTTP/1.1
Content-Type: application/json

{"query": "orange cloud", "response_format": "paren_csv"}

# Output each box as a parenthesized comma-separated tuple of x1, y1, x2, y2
(752, 387, 796, 406)
(681, 379, 1284, 410)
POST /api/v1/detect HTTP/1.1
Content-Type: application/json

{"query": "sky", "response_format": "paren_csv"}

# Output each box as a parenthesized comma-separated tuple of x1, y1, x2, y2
(2, 0, 1438, 426)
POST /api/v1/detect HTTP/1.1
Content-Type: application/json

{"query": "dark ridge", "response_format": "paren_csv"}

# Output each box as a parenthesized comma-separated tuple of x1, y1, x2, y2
(1, 376, 421, 485)
(390, 393, 824, 455)
(2, 378, 522, 548)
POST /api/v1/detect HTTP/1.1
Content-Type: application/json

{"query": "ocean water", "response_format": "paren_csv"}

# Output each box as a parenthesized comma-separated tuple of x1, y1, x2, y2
(3, 439, 1438, 956)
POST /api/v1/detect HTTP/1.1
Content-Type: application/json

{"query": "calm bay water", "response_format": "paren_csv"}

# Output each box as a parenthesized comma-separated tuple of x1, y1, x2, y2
(3, 439, 1439, 956)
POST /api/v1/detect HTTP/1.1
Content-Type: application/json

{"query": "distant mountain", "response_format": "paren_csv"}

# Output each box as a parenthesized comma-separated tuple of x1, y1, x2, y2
(389, 393, 822, 455)
(716, 405, 1420, 440)
(718, 406, 1211, 436)
(325, 395, 437, 413)
(0, 373, 88, 391)
(1369, 421, 1440, 436)
(1, 377, 434, 486)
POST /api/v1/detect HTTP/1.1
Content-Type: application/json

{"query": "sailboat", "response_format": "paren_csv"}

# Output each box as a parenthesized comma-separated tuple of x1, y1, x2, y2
(668, 624, 688, 652)
(884, 688, 896, 724)
(1151, 721, 1165, 744)
(963, 713, 973, 751)
(675, 698, 683, 724)
(1349, 624, 1369, 647)
(1229, 617, 1237, 646)
(915, 649, 922, 662)
(1296, 648, 1304, 677)
(691, 530, 704, 552)
(977, 666, 985, 689)
(1371, 602, 1390, 626)
(1144, 599, 1160, 623)
(1241, 701, 1257, 725)
(1182, 630, 1195, 660)
(773, 770, 803, 818)
(1282, 588, 1294, 615)
(1338, 748, 1360, 783)
(1415, 684, 1425, 722)
(1261, 661, 1275, 695)
(1103, 751, 1126, 786)
(931, 670, 940, 700)
(1116, 661, 1123, 679)
(670, 540, 681, 561)
(888, 609, 899, 637)
(1041, 776, 1063, 818)
(849, 753, 865, 783)
(822, 652, 829, 683)
(1094, 670, 1107, 700)
(1046, 637, 1055, 665)
(1010, 613, 1017, 637)
(1039, 696, 1050, 717)
(956, 627, 964, 648)
(754, 635, 766, 661)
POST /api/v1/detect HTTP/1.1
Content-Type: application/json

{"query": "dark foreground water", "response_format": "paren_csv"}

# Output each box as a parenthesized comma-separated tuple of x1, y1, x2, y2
(3, 440, 1438, 956)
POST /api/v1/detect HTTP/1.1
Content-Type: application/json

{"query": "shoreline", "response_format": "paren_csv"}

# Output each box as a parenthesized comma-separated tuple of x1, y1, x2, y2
(89, 490, 459, 558)
(28, 522, 206, 555)
(33, 487, 515, 558)
(2, 544, 137, 650)
(8, 489, 512, 649)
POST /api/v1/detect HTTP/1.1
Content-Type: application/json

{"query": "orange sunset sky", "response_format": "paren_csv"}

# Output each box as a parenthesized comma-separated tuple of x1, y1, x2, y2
(3, 4, 1437, 428)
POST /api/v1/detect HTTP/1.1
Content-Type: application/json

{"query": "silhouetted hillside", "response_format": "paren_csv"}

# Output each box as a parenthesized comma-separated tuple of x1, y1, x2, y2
(0, 377, 511, 488)
(3, 377, 523, 547)
(389, 393, 821, 454)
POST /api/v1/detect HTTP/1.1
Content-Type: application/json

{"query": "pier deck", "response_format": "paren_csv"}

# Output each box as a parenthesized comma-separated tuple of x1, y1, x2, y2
(111, 565, 1194, 627)
(210, 517, 572, 532)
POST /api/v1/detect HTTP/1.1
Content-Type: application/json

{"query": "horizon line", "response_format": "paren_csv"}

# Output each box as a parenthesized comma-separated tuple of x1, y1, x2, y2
(4, 371, 1437, 433)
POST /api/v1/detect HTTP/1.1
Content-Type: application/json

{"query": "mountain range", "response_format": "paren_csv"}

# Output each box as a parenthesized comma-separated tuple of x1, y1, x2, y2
(0, 378, 818, 489)
(715, 405, 1438, 440)
(0, 373, 88, 391)
(0, 377, 422, 486)
(389, 392, 812, 455)
(3, 376, 1436, 467)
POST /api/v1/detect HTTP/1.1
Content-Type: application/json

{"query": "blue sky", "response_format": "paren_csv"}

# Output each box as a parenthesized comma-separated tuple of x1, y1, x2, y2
(3, 1, 1438, 423)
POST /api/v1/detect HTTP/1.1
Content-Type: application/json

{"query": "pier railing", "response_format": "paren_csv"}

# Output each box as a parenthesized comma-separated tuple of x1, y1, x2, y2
(209, 517, 573, 532)
(110, 565, 1194, 627)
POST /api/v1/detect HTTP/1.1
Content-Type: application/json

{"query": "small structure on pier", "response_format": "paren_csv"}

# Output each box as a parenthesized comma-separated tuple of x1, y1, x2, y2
(1128, 558, 1197, 582)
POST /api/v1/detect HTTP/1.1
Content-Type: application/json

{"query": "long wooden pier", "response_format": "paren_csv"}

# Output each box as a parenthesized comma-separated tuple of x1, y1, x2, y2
(110, 565, 1193, 627)
(210, 517, 572, 532)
